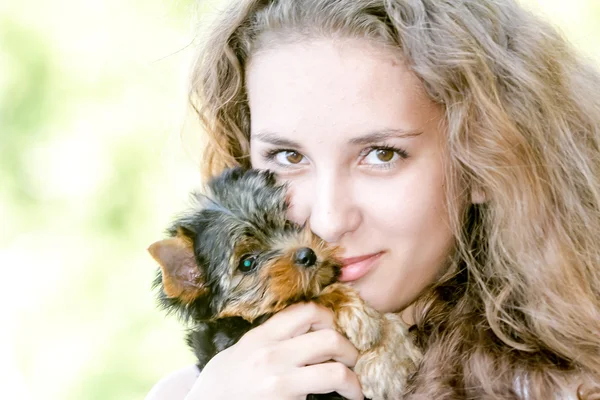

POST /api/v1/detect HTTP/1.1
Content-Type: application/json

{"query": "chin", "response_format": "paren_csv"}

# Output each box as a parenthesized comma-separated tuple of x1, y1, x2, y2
(353, 284, 408, 314)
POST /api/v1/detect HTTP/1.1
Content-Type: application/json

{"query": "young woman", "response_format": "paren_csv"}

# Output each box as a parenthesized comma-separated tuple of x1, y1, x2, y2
(146, 0, 600, 398)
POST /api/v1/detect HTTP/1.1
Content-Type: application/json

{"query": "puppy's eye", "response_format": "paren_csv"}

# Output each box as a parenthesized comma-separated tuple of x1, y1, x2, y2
(238, 255, 258, 273)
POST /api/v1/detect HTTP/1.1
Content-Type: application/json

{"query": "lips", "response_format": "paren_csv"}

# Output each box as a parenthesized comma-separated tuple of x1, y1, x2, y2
(338, 252, 383, 282)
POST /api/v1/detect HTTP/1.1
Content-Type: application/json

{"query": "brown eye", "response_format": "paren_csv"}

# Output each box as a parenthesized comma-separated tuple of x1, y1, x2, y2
(285, 151, 304, 164)
(265, 149, 308, 166)
(375, 149, 395, 162)
(362, 146, 404, 166)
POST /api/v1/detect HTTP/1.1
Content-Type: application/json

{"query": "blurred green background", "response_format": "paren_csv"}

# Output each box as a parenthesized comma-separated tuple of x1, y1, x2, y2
(1, 0, 598, 399)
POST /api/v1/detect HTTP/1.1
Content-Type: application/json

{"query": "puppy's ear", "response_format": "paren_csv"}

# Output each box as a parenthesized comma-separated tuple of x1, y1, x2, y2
(148, 230, 207, 304)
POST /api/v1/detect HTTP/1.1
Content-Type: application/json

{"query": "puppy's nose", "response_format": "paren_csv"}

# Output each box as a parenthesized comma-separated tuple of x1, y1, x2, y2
(294, 247, 317, 267)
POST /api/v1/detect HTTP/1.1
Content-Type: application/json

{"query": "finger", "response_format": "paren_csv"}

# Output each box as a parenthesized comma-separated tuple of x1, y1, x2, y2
(251, 302, 335, 341)
(285, 362, 364, 400)
(280, 329, 358, 368)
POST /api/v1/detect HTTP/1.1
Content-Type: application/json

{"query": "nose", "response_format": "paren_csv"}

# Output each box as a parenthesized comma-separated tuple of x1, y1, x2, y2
(307, 174, 361, 243)
(294, 247, 317, 267)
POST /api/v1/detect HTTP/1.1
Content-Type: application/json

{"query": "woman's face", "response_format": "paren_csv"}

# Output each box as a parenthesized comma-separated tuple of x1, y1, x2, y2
(248, 39, 454, 316)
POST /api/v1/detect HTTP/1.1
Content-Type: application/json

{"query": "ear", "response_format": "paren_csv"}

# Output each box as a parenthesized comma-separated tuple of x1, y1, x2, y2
(148, 231, 207, 304)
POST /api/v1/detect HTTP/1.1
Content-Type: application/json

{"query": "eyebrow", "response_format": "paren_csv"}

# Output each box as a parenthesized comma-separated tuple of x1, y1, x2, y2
(252, 128, 422, 148)
(348, 128, 423, 145)
(252, 131, 303, 148)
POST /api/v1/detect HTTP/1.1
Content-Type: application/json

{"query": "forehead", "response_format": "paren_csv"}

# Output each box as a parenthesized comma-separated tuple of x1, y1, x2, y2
(246, 38, 438, 143)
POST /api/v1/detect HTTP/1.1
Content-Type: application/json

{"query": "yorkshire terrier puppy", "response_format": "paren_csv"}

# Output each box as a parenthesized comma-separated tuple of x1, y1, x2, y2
(148, 167, 422, 399)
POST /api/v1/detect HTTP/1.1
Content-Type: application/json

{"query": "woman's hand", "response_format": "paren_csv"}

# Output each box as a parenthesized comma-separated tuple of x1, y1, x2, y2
(184, 302, 363, 400)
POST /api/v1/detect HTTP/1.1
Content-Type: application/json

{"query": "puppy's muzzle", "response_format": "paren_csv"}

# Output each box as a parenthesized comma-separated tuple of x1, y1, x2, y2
(294, 247, 317, 267)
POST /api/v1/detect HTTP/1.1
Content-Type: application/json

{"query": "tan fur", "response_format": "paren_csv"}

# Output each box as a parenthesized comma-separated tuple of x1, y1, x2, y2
(148, 234, 206, 304)
(217, 226, 341, 321)
(216, 246, 339, 321)
(317, 283, 422, 399)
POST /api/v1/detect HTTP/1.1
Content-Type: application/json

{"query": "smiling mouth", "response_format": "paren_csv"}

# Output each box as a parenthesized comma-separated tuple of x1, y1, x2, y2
(338, 252, 383, 282)
(340, 253, 381, 266)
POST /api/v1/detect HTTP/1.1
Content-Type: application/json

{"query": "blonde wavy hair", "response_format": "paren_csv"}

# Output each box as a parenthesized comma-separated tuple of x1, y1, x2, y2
(188, 0, 600, 398)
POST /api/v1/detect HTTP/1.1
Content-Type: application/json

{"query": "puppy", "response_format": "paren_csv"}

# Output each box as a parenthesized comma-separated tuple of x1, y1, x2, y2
(148, 167, 422, 399)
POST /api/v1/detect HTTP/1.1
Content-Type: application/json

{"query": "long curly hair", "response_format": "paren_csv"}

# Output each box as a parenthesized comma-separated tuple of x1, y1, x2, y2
(187, 0, 600, 398)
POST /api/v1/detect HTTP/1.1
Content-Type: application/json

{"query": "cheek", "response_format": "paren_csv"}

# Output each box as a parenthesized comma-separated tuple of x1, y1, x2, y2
(362, 166, 448, 236)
